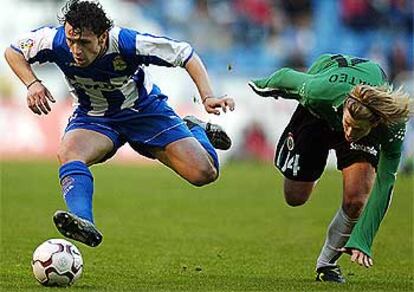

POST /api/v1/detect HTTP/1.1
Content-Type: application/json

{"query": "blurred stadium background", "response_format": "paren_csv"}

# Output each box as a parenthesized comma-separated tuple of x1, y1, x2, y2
(0, 0, 412, 171)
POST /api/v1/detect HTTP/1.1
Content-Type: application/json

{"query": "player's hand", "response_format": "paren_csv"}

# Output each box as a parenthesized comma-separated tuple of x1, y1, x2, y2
(203, 95, 235, 115)
(339, 247, 373, 268)
(27, 81, 56, 115)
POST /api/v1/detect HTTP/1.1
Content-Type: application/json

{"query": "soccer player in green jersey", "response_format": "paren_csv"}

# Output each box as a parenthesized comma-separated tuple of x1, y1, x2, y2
(248, 54, 413, 283)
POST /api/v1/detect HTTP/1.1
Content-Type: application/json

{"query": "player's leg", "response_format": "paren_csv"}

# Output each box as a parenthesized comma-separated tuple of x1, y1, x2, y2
(316, 133, 379, 282)
(274, 105, 330, 205)
(316, 162, 376, 265)
(54, 115, 122, 247)
(283, 178, 315, 206)
(150, 136, 218, 186)
(57, 128, 114, 222)
(123, 98, 230, 186)
(315, 162, 375, 283)
(149, 116, 232, 186)
(342, 162, 376, 218)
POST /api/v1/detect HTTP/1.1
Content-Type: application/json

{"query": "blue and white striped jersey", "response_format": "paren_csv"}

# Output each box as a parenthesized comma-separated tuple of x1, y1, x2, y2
(11, 26, 194, 116)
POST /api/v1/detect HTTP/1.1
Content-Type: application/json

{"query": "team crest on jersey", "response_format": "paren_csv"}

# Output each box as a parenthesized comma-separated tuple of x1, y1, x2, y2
(286, 133, 295, 150)
(19, 38, 34, 50)
(112, 56, 127, 71)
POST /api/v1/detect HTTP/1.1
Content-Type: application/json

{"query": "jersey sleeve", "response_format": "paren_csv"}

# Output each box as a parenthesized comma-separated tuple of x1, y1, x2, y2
(118, 28, 194, 68)
(10, 26, 57, 64)
(345, 124, 406, 257)
(249, 68, 311, 100)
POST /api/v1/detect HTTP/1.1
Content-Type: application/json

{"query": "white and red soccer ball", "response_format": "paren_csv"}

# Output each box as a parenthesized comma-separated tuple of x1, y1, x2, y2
(32, 239, 83, 286)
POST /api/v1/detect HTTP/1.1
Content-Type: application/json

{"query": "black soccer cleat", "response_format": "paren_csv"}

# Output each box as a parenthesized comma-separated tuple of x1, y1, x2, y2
(183, 115, 232, 150)
(316, 265, 346, 283)
(53, 210, 103, 247)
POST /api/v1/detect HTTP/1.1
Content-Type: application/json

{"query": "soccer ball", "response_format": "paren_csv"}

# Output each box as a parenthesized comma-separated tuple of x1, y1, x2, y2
(32, 238, 83, 286)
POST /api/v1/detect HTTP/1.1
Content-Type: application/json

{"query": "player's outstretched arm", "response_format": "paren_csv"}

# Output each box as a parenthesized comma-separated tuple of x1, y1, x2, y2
(4, 47, 55, 115)
(340, 131, 405, 268)
(249, 68, 310, 100)
(185, 53, 235, 115)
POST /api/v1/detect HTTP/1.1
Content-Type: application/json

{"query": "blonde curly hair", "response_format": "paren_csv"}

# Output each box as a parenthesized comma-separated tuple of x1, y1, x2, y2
(345, 84, 413, 127)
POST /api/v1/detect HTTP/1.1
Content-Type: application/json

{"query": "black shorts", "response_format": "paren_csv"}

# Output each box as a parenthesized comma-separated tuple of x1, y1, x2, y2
(274, 105, 380, 182)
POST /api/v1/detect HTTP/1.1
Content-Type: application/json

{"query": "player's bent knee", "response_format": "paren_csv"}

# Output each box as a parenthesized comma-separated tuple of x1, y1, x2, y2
(342, 186, 371, 218)
(57, 147, 83, 165)
(186, 165, 218, 187)
(342, 198, 366, 219)
(283, 179, 314, 207)
(57, 149, 72, 165)
(284, 192, 309, 207)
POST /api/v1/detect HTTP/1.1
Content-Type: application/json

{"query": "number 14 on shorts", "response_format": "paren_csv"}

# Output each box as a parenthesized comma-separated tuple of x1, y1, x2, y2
(281, 152, 301, 176)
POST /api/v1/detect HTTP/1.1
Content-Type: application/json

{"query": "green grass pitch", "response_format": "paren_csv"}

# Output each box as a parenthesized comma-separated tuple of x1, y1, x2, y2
(1, 160, 413, 291)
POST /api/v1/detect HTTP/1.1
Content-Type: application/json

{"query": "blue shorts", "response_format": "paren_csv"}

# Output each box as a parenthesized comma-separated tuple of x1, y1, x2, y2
(64, 98, 194, 162)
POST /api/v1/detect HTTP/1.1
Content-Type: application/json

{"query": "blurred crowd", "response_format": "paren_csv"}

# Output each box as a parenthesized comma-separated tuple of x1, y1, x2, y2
(125, 0, 413, 81)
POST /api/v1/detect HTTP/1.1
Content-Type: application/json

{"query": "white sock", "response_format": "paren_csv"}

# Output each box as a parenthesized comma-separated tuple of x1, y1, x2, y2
(316, 208, 358, 269)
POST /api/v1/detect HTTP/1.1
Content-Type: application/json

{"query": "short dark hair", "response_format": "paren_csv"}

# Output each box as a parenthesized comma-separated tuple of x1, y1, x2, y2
(58, 0, 113, 36)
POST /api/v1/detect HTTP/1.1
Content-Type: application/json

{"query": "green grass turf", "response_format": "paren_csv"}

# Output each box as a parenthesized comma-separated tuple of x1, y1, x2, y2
(1, 160, 413, 291)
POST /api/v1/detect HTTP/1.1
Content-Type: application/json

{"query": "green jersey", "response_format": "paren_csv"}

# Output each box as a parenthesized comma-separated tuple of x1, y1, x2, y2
(252, 53, 387, 130)
(250, 53, 406, 257)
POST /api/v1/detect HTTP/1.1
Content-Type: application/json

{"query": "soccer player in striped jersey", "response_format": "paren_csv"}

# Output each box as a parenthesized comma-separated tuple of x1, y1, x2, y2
(249, 53, 412, 283)
(5, 0, 235, 247)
